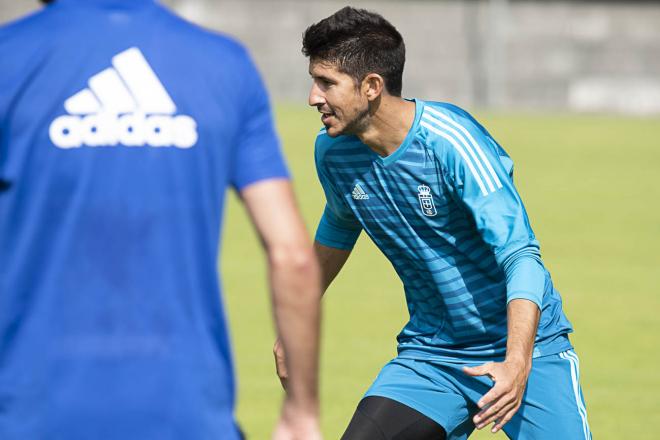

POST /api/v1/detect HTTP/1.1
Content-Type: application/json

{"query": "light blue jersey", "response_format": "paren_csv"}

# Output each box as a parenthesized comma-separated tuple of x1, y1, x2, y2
(315, 99, 573, 362)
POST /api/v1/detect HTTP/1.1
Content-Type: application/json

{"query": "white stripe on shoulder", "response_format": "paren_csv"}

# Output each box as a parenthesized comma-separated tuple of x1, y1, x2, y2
(425, 106, 502, 190)
(420, 120, 488, 196)
(317, 128, 327, 137)
(422, 110, 496, 193)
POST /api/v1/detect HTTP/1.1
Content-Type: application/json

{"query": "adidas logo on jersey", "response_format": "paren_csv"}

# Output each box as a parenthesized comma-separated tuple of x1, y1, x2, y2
(352, 183, 369, 200)
(49, 47, 198, 149)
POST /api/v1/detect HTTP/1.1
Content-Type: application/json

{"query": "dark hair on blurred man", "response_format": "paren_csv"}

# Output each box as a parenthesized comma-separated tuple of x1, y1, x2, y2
(274, 6, 591, 440)
(0, 1, 322, 439)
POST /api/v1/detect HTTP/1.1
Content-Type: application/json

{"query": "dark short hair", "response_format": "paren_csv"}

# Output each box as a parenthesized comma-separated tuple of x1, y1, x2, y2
(302, 6, 405, 97)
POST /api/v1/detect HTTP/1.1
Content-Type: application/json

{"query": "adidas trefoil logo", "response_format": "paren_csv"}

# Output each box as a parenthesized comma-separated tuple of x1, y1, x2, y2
(49, 47, 198, 149)
(352, 183, 369, 200)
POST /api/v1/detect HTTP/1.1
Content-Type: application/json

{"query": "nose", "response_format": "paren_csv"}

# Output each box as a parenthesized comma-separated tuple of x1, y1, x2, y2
(308, 82, 325, 107)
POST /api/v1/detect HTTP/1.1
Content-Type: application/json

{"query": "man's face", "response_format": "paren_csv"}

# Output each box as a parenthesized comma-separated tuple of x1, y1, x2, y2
(308, 61, 369, 137)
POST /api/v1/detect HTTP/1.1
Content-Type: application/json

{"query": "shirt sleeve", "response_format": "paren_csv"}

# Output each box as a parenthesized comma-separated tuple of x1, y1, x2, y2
(230, 49, 289, 190)
(314, 141, 362, 250)
(437, 116, 546, 308)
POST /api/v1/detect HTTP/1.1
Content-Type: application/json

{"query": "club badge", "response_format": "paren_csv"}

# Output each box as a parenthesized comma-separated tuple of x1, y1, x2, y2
(417, 185, 437, 217)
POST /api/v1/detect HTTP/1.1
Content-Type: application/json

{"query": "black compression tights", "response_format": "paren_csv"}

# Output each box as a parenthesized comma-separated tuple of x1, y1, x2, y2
(341, 396, 447, 440)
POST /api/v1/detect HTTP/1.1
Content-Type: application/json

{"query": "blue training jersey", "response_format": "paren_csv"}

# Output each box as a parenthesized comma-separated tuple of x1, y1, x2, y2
(315, 99, 573, 362)
(0, 1, 288, 438)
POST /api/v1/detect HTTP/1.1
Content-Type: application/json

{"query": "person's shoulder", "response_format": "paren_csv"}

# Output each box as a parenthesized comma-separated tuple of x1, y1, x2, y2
(0, 7, 63, 77)
(0, 6, 54, 42)
(314, 128, 361, 166)
(419, 100, 514, 178)
(418, 100, 488, 157)
(420, 100, 482, 134)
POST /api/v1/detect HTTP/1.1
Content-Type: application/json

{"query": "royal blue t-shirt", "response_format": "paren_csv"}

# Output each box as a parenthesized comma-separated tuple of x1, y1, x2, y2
(0, 1, 288, 438)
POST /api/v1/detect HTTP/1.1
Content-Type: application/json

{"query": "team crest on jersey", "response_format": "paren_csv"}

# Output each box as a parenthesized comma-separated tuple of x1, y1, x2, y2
(417, 185, 437, 217)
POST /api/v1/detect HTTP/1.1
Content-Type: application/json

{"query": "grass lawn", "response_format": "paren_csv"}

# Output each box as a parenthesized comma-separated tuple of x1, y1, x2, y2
(221, 104, 660, 439)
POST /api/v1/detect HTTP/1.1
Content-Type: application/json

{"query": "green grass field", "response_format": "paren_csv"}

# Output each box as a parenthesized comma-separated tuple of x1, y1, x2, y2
(221, 104, 660, 439)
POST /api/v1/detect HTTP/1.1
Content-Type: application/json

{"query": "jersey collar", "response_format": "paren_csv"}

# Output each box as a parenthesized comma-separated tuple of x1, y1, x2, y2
(376, 98, 424, 167)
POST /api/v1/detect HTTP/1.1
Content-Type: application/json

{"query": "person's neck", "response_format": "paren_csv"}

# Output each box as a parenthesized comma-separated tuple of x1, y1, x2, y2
(356, 96, 416, 158)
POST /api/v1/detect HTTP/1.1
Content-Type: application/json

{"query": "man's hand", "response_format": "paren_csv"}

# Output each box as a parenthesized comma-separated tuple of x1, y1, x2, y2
(463, 358, 531, 433)
(273, 338, 288, 390)
(272, 399, 322, 440)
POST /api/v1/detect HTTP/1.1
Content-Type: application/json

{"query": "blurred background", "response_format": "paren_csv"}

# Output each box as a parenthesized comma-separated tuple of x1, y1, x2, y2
(4, 0, 660, 114)
(2, 1, 659, 439)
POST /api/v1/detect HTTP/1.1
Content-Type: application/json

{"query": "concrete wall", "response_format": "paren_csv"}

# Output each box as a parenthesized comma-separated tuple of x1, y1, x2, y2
(2, 0, 660, 114)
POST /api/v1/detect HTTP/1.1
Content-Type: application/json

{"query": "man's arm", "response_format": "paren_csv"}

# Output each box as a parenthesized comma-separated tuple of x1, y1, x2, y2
(315, 241, 352, 292)
(464, 299, 540, 433)
(274, 241, 351, 388)
(431, 110, 549, 433)
(240, 179, 322, 440)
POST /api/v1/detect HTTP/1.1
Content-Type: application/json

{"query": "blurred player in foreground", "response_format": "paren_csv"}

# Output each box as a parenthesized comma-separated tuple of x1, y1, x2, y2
(0, 0, 322, 439)
(275, 6, 591, 440)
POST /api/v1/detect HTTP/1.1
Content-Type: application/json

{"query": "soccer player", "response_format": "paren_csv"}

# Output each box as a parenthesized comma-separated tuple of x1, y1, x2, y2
(275, 6, 591, 440)
(0, 1, 321, 439)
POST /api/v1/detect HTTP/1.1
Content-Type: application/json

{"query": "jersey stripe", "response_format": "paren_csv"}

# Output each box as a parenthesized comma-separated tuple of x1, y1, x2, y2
(564, 350, 591, 437)
(559, 351, 591, 439)
(422, 111, 496, 193)
(425, 106, 503, 189)
(420, 120, 489, 196)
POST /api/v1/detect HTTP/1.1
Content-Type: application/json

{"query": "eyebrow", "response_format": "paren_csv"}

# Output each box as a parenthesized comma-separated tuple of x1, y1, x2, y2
(310, 72, 335, 84)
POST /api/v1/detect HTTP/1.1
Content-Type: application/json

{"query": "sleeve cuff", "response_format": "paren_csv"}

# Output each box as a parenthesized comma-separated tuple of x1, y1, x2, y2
(314, 233, 357, 251)
(315, 206, 361, 250)
(233, 168, 290, 192)
(506, 291, 542, 309)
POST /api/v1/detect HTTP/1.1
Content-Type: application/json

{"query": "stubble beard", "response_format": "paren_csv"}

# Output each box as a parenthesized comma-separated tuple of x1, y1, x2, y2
(340, 104, 371, 137)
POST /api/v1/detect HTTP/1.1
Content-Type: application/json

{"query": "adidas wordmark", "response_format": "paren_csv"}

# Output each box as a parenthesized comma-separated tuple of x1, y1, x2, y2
(49, 47, 198, 149)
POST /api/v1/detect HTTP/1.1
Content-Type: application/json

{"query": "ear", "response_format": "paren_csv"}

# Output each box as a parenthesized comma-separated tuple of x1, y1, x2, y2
(361, 74, 385, 102)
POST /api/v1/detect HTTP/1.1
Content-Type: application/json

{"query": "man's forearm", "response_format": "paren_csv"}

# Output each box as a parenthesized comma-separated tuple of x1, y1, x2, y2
(314, 241, 351, 293)
(271, 241, 349, 392)
(270, 245, 322, 412)
(505, 299, 540, 368)
(466, 298, 542, 432)
(240, 180, 322, 417)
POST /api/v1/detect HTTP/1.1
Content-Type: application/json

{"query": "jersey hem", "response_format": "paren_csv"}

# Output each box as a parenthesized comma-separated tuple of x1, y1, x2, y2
(233, 172, 290, 192)
(396, 333, 572, 364)
(314, 234, 356, 251)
